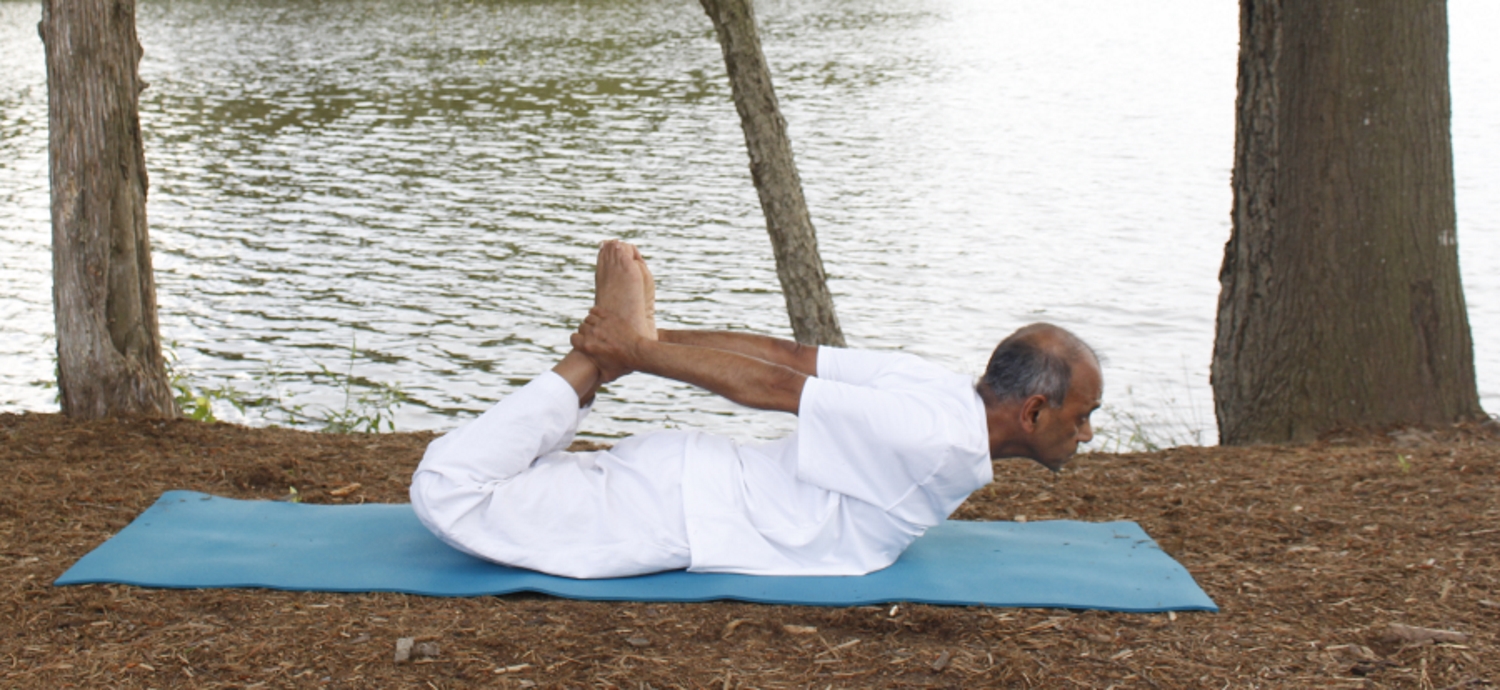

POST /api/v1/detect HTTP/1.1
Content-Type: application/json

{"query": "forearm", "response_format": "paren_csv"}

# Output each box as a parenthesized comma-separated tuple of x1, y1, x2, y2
(634, 339, 806, 414)
(656, 329, 818, 376)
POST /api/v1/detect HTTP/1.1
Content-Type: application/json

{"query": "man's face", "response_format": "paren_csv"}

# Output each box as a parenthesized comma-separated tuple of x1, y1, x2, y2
(1031, 360, 1103, 470)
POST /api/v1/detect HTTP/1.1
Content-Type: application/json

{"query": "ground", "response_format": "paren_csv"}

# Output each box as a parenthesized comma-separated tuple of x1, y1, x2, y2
(1, 412, 1496, 689)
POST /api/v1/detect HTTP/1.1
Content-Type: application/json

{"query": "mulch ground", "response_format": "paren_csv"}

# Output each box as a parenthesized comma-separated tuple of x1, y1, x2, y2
(2, 411, 1496, 689)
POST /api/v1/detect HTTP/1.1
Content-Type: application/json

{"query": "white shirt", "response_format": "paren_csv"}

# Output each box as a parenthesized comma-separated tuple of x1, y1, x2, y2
(410, 347, 992, 578)
(682, 347, 993, 575)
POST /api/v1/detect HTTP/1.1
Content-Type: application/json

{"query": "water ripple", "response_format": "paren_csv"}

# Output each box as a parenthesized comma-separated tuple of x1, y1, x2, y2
(2, 0, 1497, 444)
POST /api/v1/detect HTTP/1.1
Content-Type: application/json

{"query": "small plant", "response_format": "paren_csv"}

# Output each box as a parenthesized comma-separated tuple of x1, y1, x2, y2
(1086, 382, 1209, 454)
(1396, 453, 1412, 473)
(304, 334, 408, 433)
(1088, 402, 1206, 453)
(310, 364, 408, 433)
(1091, 405, 1171, 453)
(164, 342, 247, 423)
(164, 334, 406, 433)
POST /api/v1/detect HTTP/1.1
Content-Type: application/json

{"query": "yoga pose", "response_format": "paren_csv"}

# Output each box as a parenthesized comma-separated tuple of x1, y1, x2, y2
(410, 240, 1102, 578)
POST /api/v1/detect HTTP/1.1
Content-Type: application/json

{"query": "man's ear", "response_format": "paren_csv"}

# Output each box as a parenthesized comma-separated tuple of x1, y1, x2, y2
(1020, 395, 1047, 432)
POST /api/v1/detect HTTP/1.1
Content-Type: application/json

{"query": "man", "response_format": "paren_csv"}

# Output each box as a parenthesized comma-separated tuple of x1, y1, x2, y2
(410, 241, 1101, 578)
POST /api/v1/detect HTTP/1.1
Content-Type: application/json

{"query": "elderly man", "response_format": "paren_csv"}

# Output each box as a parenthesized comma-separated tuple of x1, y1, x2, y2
(410, 241, 1101, 578)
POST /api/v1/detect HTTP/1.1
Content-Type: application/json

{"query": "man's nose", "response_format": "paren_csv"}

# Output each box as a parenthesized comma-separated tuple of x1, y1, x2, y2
(1078, 421, 1094, 444)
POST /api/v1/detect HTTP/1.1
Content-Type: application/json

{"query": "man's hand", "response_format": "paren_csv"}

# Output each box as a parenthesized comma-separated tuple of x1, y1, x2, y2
(571, 307, 646, 381)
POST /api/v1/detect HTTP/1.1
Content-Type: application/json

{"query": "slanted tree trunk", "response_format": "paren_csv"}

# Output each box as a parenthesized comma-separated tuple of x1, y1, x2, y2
(699, 0, 845, 346)
(1212, 0, 1483, 444)
(40, 0, 176, 419)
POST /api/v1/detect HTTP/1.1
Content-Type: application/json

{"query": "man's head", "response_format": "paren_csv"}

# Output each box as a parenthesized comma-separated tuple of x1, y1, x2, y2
(978, 323, 1102, 470)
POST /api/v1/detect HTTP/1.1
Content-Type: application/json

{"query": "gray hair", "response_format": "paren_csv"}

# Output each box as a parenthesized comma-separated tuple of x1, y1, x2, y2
(979, 323, 1096, 408)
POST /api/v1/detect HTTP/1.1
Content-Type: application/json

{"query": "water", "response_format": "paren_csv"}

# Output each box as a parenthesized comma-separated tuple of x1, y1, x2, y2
(2, 0, 1497, 445)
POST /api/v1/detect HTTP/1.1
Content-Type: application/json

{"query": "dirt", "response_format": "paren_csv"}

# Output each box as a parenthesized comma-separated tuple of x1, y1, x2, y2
(1, 411, 1496, 689)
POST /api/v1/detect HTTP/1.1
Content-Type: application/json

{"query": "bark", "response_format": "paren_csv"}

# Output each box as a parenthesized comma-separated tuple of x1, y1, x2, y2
(699, 0, 845, 346)
(40, 0, 176, 419)
(1213, 0, 1483, 444)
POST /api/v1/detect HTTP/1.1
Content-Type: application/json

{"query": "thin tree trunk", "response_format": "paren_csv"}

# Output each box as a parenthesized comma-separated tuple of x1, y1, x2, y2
(40, 0, 176, 419)
(1213, 0, 1483, 444)
(699, 0, 845, 346)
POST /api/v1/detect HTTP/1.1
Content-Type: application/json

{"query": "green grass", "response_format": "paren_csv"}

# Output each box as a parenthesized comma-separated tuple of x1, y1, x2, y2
(164, 336, 407, 434)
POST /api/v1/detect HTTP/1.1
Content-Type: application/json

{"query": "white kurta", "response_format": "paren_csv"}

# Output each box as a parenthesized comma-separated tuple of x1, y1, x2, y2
(410, 347, 992, 578)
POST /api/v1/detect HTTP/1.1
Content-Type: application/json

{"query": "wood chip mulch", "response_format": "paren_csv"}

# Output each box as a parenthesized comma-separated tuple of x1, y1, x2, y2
(2, 411, 1496, 689)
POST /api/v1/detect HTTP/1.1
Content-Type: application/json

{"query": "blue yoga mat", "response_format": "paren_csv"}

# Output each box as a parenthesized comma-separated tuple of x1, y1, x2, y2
(56, 491, 1216, 612)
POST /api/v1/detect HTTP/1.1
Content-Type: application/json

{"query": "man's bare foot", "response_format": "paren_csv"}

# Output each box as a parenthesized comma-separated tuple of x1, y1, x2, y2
(582, 240, 654, 381)
(594, 240, 654, 340)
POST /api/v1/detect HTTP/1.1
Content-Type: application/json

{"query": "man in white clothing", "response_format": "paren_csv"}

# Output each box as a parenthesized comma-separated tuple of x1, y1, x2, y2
(410, 240, 1102, 578)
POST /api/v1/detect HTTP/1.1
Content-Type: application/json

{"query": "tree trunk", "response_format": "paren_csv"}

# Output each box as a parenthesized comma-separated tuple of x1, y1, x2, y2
(40, 0, 176, 419)
(1213, 0, 1483, 444)
(699, 0, 845, 346)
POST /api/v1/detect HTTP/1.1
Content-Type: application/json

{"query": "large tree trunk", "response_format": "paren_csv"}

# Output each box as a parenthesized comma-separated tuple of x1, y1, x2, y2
(40, 0, 176, 419)
(699, 0, 845, 346)
(1213, 0, 1483, 444)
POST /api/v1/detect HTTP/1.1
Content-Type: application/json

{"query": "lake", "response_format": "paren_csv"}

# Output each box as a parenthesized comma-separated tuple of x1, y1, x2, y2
(2, 0, 1497, 446)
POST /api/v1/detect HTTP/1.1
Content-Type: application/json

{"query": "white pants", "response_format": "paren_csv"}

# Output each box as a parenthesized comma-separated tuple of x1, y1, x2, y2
(409, 372, 694, 578)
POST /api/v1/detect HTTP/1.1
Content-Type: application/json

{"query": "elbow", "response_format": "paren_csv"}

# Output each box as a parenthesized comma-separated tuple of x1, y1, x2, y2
(776, 339, 818, 375)
(762, 367, 807, 414)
